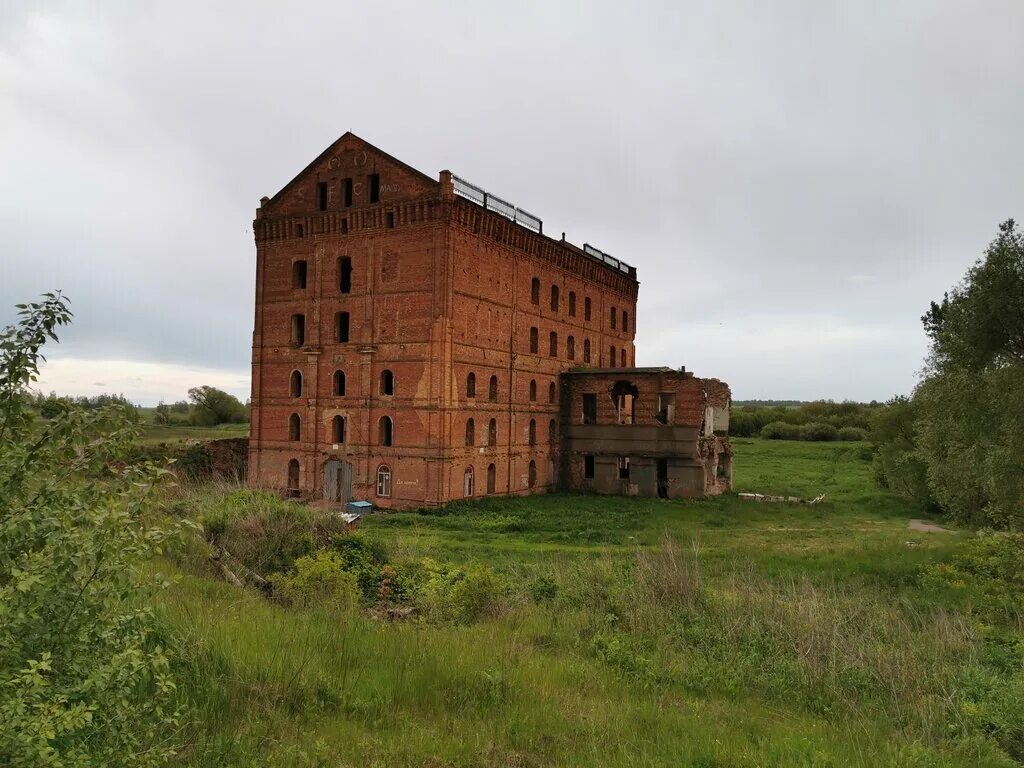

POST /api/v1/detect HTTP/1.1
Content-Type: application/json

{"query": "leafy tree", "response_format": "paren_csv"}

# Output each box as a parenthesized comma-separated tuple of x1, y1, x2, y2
(0, 293, 182, 766)
(187, 385, 248, 426)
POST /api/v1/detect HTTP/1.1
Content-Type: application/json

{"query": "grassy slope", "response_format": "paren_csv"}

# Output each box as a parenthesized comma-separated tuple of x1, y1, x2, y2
(157, 440, 1013, 768)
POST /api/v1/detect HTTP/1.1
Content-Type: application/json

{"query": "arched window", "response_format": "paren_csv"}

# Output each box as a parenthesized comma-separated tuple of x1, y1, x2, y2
(529, 327, 539, 353)
(550, 285, 559, 311)
(530, 277, 540, 304)
(549, 331, 557, 357)
(528, 460, 537, 488)
(379, 415, 393, 446)
(584, 297, 592, 321)
(465, 418, 475, 446)
(287, 458, 300, 497)
(488, 418, 497, 447)
(529, 379, 537, 402)
(610, 306, 617, 330)
(622, 348, 628, 367)
(380, 369, 394, 396)
(549, 419, 556, 443)
(333, 370, 346, 396)
(488, 375, 498, 401)
(568, 291, 576, 317)
(567, 336, 575, 360)
(487, 463, 496, 494)
(332, 415, 345, 443)
(464, 466, 474, 497)
(584, 338, 591, 363)
(291, 314, 305, 347)
(466, 372, 476, 398)
(528, 419, 537, 446)
(289, 370, 302, 397)
(376, 465, 391, 497)
(622, 310, 629, 333)
(289, 413, 301, 441)
(292, 260, 308, 289)
(548, 382, 556, 404)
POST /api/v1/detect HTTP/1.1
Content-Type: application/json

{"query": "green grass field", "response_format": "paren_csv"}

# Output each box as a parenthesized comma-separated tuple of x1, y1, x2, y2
(156, 440, 1023, 767)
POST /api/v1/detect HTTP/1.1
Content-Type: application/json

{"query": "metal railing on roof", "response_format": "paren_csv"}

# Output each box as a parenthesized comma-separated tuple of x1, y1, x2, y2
(452, 174, 635, 278)
(452, 175, 543, 234)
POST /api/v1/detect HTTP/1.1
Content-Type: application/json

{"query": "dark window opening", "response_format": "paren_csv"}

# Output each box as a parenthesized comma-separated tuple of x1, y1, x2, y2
(528, 460, 537, 488)
(609, 347, 617, 367)
(342, 178, 353, 207)
(287, 459, 300, 497)
(548, 418, 556, 443)
(316, 181, 328, 211)
(488, 418, 497, 447)
(369, 173, 380, 203)
(340, 218, 349, 234)
(569, 291, 576, 317)
(466, 372, 476, 398)
(332, 415, 345, 443)
(386, 211, 395, 228)
(295, 222, 305, 238)
(530, 277, 540, 304)
(488, 375, 498, 402)
(548, 382, 556, 404)
(656, 392, 675, 425)
(339, 257, 352, 293)
(464, 466, 474, 497)
(584, 455, 595, 479)
(618, 457, 630, 480)
(289, 413, 301, 441)
(336, 312, 350, 343)
(333, 370, 346, 396)
(623, 311, 629, 333)
(567, 336, 575, 360)
(289, 370, 302, 398)
(610, 306, 617, 330)
(528, 419, 536, 446)
(529, 327, 539, 354)
(379, 416, 393, 446)
(487, 463, 496, 494)
(583, 338, 591, 363)
(622, 348, 628, 367)
(550, 285, 559, 312)
(465, 418, 475, 446)
(381, 369, 394, 396)
(549, 331, 557, 357)
(292, 260, 308, 289)
(290, 314, 305, 347)
(529, 379, 537, 402)
(611, 380, 639, 425)
(582, 394, 597, 425)
(657, 459, 668, 498)
(584, 297, 592, 321)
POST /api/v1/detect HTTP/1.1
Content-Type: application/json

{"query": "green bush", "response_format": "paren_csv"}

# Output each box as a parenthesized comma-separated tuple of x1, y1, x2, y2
(272, 550, 360, 613)
(760, 421, 801, 440)
(800, 422, 839, 441)
(837, 426, 868, 441)
(413, 559, 509, 624)
(329, 532, 390, 600)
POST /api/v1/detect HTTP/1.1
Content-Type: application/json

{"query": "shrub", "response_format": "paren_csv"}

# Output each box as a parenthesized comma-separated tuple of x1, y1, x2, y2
(800, 422, 839, 441)
(837, 426, 868, 441)
(760, 421, 801, 440)
(329, 533, 389, 599)
(413, 559, 508, 624)
(272, 550, 360, 613)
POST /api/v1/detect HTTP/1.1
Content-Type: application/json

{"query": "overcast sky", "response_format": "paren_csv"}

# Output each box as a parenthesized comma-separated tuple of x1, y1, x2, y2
(2, 1, 1022, 405)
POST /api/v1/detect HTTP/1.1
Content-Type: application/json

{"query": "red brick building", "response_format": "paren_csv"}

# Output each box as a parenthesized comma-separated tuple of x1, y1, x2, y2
(249, 132, 642, 508)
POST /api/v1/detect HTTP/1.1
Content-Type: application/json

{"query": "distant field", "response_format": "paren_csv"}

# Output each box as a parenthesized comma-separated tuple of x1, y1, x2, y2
(155, 440, 1021, 767)
(138, 423, 248, 445)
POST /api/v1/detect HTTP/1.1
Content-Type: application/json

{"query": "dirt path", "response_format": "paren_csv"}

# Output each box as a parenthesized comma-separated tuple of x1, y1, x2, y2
(908, 519, 952, 533)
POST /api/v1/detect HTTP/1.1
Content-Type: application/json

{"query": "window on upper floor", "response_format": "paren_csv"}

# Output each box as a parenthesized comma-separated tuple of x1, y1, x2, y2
(466, 372, 476, 398)
(584, 296, 592, 321)
(529, 379, 537, 402)
(465, 418, 475, 446)
(549, 331, 558, 357)
(379, 416, 393, 446)
(289, 413, 301, 441)
(316, 181, 328, 211)
(336, 312, 350, 343)
(567, 336, 575, 360)
(548, 382, 556, 404)
(289, 370, 302, 398)
(339, 257, 352, 293)
(333, 370, 346, 396)
(568, 291, 576, 317)
(530, 277, 540, 305)
(583, 338, 591, 363)
(369, 173, 380, 203)
(380, 369, 394, 396)
(582, 394, 597, 425)
(488, 375, 498, 401)
(332, 415, 345, 443)
(342, 178, 353, 207)
(550, 285, 559, 312)
(622, 310, 629, 333)
(610, 306, 617, 330)
(292, 260, 308, 290)
(529, 327, 539, 354)
(290, 314, 305, 347)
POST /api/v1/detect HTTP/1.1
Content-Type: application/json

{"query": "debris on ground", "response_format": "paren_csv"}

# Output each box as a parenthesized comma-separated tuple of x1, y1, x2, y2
(738, 492, 826, 505)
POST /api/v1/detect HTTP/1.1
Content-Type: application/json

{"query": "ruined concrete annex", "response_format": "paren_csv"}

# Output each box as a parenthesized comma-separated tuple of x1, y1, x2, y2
(248, 132, 732, 508)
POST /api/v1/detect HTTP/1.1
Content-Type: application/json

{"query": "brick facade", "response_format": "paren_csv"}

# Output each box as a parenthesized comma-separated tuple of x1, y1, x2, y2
(249, 133, 640, 508)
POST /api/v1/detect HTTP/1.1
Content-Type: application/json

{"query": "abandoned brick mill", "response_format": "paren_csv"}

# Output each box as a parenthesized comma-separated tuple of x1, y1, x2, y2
(247, 132, 733, 508)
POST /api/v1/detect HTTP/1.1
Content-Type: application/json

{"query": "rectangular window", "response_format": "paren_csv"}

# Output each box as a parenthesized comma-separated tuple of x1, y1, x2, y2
(618, 457, 630, 480)
(584, 297, 591, 321)
(386, 211, 395, 228)
(584, 455, 595, 479)
(342, 178, 353, 207)
(336, 311, 350, 343)
(369, 173, 380, 203)
(316, 181, 328, 211)
(582, 394, 597, 425)
(549, 331, 557, 357)
(610, 347, 617, 367)
(610, 307, 617, 330)
(623, 310, 629, 333)
(529, 327, 539, 354)
(292, 260, 307, 289)
(340, 218, 349, 234)
(569, 291, 576, 317)
(339, 257, 352, 293)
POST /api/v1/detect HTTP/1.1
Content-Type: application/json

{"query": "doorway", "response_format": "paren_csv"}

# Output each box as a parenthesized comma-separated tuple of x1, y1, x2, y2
(657, 459, 668, 499)
(323, 460, 352, 504)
